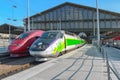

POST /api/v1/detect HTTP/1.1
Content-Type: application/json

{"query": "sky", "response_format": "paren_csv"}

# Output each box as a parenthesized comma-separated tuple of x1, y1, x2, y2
(0, 0, 120, 27)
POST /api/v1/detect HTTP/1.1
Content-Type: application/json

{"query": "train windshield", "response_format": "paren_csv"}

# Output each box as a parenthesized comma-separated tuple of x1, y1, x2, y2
(17, 33, 29, 39)
(40, 32, 58, 39)
(30, 31, 59, 51)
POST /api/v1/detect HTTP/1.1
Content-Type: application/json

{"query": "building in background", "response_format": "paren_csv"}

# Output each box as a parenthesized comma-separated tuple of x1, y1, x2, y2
(0, 23, 24, 39)
(24, 2, 120, 36)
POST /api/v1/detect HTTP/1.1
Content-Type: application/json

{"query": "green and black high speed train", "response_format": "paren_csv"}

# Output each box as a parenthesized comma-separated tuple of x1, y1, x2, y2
(29, 30, 86, 61)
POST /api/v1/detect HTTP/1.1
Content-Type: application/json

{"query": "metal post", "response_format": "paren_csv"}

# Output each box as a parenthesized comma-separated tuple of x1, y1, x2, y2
(32, 18, 33, 30)
(93, 13, 95, 37)
(51, 23, 53, 30)
(96, 0, 100, 49)
(9, 24, 11, 44)
(102, 47, 105, 61)
(2, 35, 5, 47)
(12, 5, 17, 20)
(27, 0, 30, 31)
(59, 17, 61, 30)
(23, 19, 26, 32)
(7, 18, 11, 44)
(106, 52, 111, 80)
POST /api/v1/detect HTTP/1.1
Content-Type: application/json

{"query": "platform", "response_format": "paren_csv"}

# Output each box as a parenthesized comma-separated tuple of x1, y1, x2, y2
(2, 44, 108, 80)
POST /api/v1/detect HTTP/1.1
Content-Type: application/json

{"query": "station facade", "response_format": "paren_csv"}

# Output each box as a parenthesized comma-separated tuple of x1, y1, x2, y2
(24, 2, 120, 35)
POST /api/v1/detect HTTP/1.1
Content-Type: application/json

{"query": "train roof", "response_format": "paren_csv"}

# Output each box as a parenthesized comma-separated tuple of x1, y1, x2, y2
(24, 30, 44, 33)
(46, 30, 64, 32)
(46, 30, 77, 36)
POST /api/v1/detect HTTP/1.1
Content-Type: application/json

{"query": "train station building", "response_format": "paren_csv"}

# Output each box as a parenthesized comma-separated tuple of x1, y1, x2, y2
(24, 2, 120, 36)
(0, 23, 24, 39)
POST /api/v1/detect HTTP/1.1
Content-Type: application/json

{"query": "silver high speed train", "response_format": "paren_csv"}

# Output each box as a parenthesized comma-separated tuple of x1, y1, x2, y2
(29, 30, 85, 61)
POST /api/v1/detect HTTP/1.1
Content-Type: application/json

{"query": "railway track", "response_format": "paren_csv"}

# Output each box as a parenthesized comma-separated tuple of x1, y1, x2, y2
(0, 56, 41, 79)
(0, 56, 31, 64)
(0, 44, 86, 79)
(0, 56, 10, 61)
(0, 56, 16, 64)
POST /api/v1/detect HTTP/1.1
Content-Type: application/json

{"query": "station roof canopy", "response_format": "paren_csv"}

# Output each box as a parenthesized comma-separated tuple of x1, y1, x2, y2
(0, 23, 24, 34)
(27, 2, 120, 19)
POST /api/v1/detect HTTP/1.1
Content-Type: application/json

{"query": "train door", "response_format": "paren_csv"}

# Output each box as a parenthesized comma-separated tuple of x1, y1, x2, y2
(60, 33, 66, 51)
(64, 36, 66, 49)
(56, 32, 65, 56)
(59, 33, 65, 50)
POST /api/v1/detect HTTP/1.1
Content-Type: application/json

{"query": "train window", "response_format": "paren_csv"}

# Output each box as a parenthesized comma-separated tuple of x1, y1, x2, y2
(41, 32, 58, 39)
(60, 34, 63, 38)
(59, 33, 63, 38)
(18, 33, 29, 39)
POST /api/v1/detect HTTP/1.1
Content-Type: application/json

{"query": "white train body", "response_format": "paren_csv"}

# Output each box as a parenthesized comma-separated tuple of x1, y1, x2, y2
(29, 30, 85, 61)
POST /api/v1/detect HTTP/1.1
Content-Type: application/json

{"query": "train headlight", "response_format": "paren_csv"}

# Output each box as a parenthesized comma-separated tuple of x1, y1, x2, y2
(114, 42, 117, 45)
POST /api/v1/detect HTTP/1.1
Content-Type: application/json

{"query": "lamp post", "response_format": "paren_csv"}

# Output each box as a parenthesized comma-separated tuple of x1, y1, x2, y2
(93, 13, 96, 37)
(10, 5, 17, 43)
(7, 18, 17, 44)
(7, 18, 11, 44)
(96, 0, 100, 48)
(27, 0, 30, 31)
(31, 18, 33, 30)
(12, 5, 17, 18)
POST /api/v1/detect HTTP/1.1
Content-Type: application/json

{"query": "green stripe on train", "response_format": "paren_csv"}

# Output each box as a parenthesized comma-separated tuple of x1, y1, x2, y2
(52, 39, 85, 54)
(66, 38, 85, 46)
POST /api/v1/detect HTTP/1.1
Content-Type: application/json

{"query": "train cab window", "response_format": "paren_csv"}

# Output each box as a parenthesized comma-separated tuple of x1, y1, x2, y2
(41, 32, 58, 39)
(18, 33, 29, 39)
(56, 32, 63, 39)
(59, 33, 63, 38)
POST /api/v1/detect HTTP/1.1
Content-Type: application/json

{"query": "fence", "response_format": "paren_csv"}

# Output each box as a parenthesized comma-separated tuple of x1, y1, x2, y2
(101, 46, 120, 80)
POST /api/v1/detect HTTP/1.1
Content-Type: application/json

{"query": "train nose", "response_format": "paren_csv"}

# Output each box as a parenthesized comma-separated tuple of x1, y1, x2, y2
(8, 44, 20, 52)
(30, 50, 51, 58)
